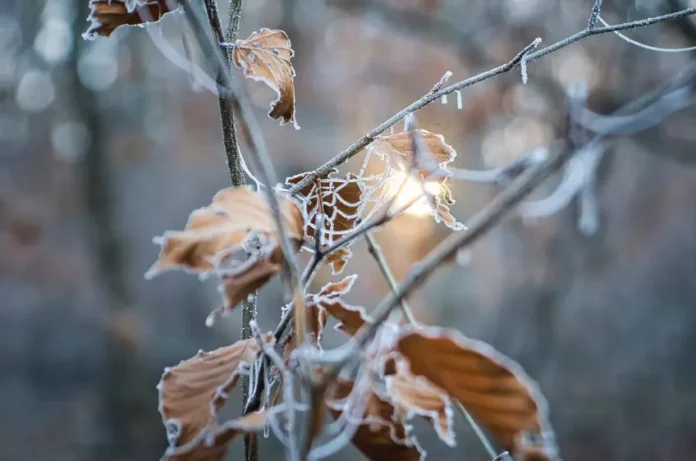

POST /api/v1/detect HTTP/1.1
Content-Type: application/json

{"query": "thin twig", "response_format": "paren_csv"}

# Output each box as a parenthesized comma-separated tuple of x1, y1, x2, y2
(288, 8, 696, 196)
(492, 451, 513, 461)
(588, 0, 603, 30)
(203, 0, 245, 185)
(363, 231, 416, 324)
(199, 1, 258, 459)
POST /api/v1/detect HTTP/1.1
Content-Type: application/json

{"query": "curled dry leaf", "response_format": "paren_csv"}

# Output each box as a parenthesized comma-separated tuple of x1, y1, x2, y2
(286, 170, 363, 274)
(84, 0, 186, 39)
(158, 337, 267, 449)
(309, 274, 372, 336)
(162, 410, 268, 461)
(397, 327, 558, 460)
(232, 29, 298, 127)
(328, 379, 425, 461)
(306, 274, 360, 341)
(146, 186, 303, 308)
(387, 361, 455, 446)
(326, 246, 352, 274)
(428, 180, 465, 231)
(369, 130, 464, 230)
(368, 129, 456, 180)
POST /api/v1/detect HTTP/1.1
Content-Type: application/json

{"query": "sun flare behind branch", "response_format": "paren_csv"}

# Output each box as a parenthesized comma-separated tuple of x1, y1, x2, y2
(386, 169, 442, 217)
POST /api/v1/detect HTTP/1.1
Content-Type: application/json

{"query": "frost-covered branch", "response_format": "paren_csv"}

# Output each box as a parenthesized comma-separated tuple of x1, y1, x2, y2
(288, 7, 696, 196)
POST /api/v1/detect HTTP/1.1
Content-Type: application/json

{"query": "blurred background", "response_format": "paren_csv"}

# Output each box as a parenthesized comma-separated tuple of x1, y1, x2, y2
(2, 0, 696, 460)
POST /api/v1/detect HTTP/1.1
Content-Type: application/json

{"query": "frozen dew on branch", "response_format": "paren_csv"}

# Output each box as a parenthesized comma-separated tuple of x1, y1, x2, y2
(520, 38, 542, 85)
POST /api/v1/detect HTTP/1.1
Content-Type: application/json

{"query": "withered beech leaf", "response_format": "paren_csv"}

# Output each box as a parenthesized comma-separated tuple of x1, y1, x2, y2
(146, 186, 303, 308)
(158, 337, 267, 449)
(429, 180, 465, 231)
(367, 129, 456, 179)
(286, 171, 363, 274)
(328, 379, 425, 461)
(162, 410, 268, 461)
(397, 328, 558, 460)
(232, 29, 297, 128)
(308, 274, 372, 336)
(387, 361, 455, 446)
(84, 0, 186, 39)
(326, 246, 352, 275)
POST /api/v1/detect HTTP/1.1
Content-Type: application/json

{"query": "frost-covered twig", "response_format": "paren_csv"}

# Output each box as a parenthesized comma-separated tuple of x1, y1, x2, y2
(588, 0, 603, 30)
(447, 148, 549, 184)
(363, 231, 416, 324)
(576, 86, 693, 135)
(519, 141, 607, 220)
(199, 3, 261, 460)
(288, 8, 696, 196)
(597, 15, 696, 53)
(202, 0, 245, 186)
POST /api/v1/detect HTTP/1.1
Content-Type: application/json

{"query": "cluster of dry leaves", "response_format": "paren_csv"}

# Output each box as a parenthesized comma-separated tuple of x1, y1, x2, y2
(85, 2, 559, 460)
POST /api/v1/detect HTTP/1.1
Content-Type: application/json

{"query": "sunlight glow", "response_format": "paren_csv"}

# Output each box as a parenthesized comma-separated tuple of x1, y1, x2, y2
(387, 169, 441, 217)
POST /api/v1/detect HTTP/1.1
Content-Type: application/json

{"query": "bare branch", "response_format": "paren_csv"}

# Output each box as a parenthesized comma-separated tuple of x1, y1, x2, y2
(519, 141, 607, 220)
(492, 451, 513, 461)
(588, 0, 603, 30)
(363, 231, 416, 324)
(576, 86, 693, 135)
(202, 0, 245, 186)
(429, 70, 453, 94)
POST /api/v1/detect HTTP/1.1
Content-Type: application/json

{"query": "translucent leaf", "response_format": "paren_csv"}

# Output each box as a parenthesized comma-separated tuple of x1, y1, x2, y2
(427, 180, 465, 231)
(84, 0, 186, 39)
(232, 29, 297, 127)
(397, 328, 558, 459)
(162, 410, 269, 461)
(158, 338, 266, 448)
(367, 129, 456, 179)
(146, 186, 303, 308)
(327, 379, 425, 461)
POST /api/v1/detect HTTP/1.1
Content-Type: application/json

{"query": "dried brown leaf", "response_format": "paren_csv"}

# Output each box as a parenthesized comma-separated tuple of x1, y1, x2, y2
(232, 29, 297, 127)
(368, 129, 456, 179)
(328, 379, 424, 461)
(162, 410, 268, 461)
(397, 328, 558, 459)
(387, 362, 455, 446)
(308, 274, 371, 336)
(146, 186, 303, 308)
(326, 246, 352, 274)
(158, 338, 266, 448)
(84, 0, 186, 39)
(219, 249, 283, 310)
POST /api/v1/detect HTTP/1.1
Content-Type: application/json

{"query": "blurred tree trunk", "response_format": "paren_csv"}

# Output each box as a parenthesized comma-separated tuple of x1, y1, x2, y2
(70, 2, 161, 459)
